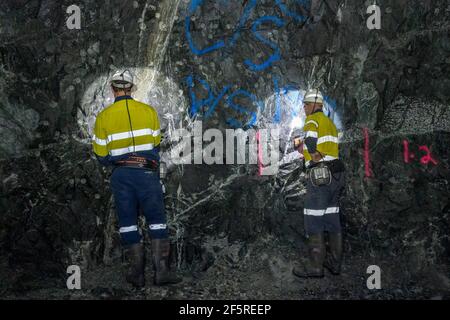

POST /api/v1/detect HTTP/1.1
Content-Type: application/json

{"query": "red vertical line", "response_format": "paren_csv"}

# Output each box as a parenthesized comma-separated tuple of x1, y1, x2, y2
(363, 127, 372, 178)
(403, 140, 410, 163)
(256, 130, 263, 176)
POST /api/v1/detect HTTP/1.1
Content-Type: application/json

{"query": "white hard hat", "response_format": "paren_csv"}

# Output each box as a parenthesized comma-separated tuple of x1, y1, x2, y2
(110, 70, 136, 91)
(303, 89, 324, 104)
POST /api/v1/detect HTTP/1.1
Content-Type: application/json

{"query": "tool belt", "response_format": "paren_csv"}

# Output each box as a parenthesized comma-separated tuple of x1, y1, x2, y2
(308, 162, 332, 186)
(115, 156, 159, 171)
(306, 159, 345, 187)
(307, 159, 345, 174)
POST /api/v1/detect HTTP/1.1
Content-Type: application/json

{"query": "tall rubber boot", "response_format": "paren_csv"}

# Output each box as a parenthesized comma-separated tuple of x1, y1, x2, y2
(292, 233, 325, 278)
(324, 233, 343, 275)
(151, 239, 182, 286)
(125, 243, 145, 288)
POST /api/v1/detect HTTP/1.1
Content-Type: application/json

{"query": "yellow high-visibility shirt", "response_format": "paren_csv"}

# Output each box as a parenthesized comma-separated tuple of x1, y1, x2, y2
(92, 97, 161, 161)
(303, 111, 339, 167)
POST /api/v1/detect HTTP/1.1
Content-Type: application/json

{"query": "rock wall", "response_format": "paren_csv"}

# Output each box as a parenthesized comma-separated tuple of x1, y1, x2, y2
(0, 0, 449, 298)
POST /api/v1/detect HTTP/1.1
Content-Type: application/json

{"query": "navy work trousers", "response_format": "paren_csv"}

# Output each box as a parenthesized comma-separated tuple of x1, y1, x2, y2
(303, 171, 345, 236)
(110, 167, 168, 245)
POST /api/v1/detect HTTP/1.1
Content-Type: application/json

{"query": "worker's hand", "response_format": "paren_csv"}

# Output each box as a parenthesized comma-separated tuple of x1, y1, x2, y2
(293, 137, 303, 153)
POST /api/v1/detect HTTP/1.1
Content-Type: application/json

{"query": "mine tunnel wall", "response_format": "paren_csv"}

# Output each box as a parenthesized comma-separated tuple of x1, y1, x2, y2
(0, 0, 449, 291)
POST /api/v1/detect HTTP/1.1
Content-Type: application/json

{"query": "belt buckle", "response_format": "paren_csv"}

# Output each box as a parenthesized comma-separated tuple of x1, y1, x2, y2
(129, 156, 146, 167)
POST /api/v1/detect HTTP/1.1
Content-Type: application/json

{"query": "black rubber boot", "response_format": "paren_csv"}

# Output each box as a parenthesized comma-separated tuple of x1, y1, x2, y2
(324, 232, 343, 275)
(292, 233, 325, 278)
(125, 243, 145, 288)
(151, 239, 182, 286)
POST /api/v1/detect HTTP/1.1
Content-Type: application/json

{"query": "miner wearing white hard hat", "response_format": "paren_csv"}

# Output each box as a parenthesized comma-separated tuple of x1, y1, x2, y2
(92, 70, 181, 287)
(110, 69, 137, 91)
(292, 89, 346, 279)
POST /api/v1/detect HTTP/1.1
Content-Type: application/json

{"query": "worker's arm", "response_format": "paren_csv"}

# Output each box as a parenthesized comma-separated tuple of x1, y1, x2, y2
(304, 137, 323, 162)
(149, 107, 162, 155)
(152, 109, 162, 147)
(303, 119, 322, 162)
(92, 114, 113, 166)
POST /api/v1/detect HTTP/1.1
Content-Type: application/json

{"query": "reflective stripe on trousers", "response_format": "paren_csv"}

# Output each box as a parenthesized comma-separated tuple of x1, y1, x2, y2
(111, 168, 168, 245)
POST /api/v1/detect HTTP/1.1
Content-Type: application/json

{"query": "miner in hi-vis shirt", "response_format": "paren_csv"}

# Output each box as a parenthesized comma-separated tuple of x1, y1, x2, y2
(292, 89, 346, 279)
(92, 70, 181, 287)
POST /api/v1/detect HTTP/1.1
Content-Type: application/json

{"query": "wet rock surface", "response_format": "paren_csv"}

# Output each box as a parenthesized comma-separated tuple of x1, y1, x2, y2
(1, 1, 450, 299)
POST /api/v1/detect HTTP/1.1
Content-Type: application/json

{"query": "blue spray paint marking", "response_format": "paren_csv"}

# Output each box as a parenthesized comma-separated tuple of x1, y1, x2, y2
(226, 118, 243, 128)
(182, 0, 339, 129)
(205, 85, 232, 118)
(186, 74, 260, 127)
(226, 89, 262, 128)
(185, 0, 257, 56)
(186, 75, 213, 117)
(275, 0, 310, 23)
(244, 16, 285, 71)
(229, 0, 258, 47)
(185, 0, 312, 59)
(185, 0, 225, 55)
(186, 73, 342, 129)
(186, 75, 232, 118)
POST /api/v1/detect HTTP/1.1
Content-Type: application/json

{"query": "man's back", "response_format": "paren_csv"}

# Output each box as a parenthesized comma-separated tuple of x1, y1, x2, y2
(306, 111, 338, 142)
(93, 70, 181, 287)
(93, 96, 161, 163)
(303, 110, 339, 166)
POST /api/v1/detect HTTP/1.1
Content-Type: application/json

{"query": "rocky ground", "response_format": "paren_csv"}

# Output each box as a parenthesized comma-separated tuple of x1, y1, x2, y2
(2, 235, 450, 300)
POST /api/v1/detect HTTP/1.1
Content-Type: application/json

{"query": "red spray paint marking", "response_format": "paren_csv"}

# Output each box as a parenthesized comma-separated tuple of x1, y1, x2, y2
(418, 145, 438, 165)
(403, 140, 438, 165)
(256, 130, 263, 176)
(403, 140, 410, 163)
(363, 127, 372, 178)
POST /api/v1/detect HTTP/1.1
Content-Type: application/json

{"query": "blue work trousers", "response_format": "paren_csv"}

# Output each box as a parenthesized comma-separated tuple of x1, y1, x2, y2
(110, 168, 168, 245)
